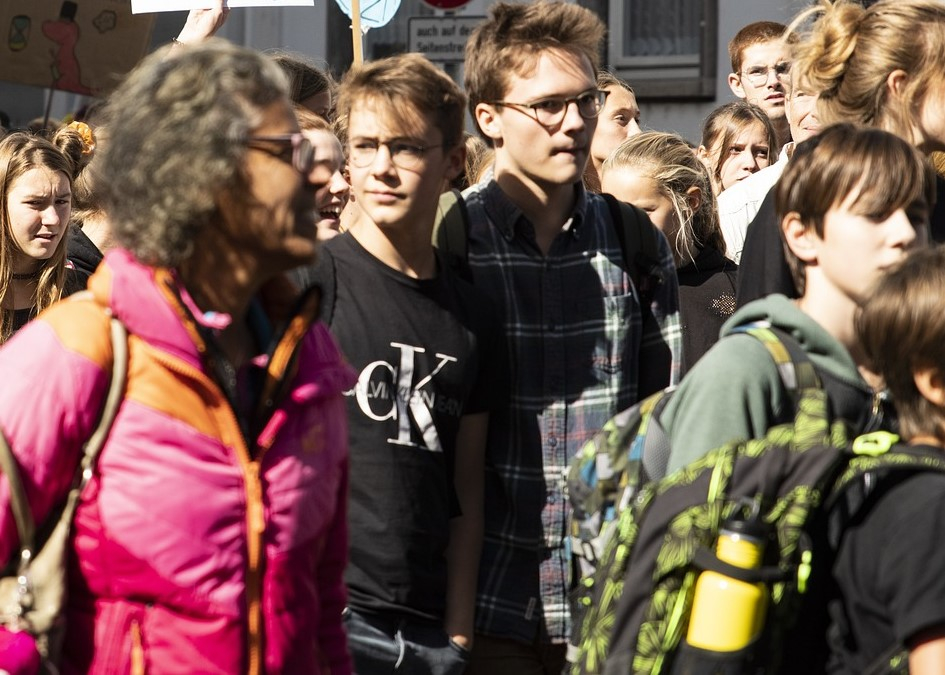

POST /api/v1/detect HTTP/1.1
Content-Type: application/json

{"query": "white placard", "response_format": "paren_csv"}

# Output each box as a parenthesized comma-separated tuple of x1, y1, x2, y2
(132, 0, 315, 14)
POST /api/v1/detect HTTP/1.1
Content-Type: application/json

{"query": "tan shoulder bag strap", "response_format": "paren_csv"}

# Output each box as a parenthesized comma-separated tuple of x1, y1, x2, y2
(0, 314, 128, 573)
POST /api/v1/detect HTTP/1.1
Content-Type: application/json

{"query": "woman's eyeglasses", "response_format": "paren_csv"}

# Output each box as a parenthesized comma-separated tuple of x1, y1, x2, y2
(247, 133, 315, 174)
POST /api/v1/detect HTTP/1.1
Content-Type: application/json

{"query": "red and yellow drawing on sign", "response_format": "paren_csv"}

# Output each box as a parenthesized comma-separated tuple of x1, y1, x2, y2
(0, 0, 153, 95)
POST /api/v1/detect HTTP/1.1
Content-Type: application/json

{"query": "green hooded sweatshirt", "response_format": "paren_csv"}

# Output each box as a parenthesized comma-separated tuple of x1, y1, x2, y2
(661, 294, 876, 475)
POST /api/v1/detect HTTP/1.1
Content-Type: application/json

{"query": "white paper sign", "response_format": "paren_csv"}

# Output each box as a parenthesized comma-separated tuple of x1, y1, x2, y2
(132, 0, 315, 14)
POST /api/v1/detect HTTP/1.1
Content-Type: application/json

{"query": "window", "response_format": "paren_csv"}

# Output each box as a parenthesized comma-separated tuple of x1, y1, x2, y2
(609, 0, 717, 100)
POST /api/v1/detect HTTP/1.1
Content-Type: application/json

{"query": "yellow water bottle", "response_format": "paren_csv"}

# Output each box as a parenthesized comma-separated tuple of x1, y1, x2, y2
(685, 513, 768, 651)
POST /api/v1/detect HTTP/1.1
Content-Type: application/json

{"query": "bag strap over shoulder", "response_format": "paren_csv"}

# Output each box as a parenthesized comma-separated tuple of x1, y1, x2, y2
(75, 316, 128, 492)
(730, 322, 833, 449)
(432, 188, 472, 281)
(0, 430, 34, 565)
(731, 322, 820, 394)
(601, 192, 664, 302)
(0, 314, 128, 574)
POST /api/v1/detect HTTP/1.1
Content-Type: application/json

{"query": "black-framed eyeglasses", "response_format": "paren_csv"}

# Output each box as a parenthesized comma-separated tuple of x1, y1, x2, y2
(347, 138, 445, 170)
(247, 133, 315, 174)
(740, 62, 791, 87)
(492, 89, 609, 127)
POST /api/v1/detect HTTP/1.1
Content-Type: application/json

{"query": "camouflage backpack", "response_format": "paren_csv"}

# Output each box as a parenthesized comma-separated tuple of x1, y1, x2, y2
(566, 324, 810, 638)
(570, 343, 945, 674)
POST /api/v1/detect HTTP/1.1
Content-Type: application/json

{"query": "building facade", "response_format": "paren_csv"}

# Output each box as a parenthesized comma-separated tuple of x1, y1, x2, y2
(1, 0, 805, 146)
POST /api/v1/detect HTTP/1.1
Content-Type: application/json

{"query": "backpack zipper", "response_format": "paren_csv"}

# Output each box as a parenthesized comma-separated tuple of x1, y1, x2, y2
(863, 389, 887, 433)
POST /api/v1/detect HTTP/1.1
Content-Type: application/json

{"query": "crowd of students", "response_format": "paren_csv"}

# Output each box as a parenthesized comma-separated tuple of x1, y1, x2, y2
(1, 0, 945, 673)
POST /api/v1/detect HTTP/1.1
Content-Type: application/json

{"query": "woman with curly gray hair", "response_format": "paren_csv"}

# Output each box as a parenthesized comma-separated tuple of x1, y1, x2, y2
(0, 39, 354, 673)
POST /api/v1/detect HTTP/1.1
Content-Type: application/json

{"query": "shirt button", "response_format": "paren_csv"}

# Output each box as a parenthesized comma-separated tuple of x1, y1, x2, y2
(549, 436, 558, 447)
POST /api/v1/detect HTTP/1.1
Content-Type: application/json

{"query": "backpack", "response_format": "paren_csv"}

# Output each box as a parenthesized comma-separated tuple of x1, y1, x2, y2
(567, 324, 808, 606)
(570, 348, 945, 674)
(433, 188, 665, 303)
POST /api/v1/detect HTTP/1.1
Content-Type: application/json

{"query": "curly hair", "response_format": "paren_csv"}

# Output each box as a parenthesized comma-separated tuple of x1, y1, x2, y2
(0, 127, 84, 342)
(95, 39, 289, 268)
(603, 131, 725, 267)
(789, 0, 945, 139)
(464, 1, 604, 133)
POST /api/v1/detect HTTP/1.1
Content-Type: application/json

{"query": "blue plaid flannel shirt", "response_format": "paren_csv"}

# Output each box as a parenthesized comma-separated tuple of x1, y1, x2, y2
(463, 175, 682, 644)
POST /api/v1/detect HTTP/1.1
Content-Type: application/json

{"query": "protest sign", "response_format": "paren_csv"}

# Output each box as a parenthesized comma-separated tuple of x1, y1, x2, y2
(131, 0, 314, 13)
(0, 0, 153, 95)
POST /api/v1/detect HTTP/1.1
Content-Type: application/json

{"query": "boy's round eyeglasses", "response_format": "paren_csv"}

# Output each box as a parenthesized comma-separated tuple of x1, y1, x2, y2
(740, 62, 792, 87)
(347, 139, 444, 170)
(492, 89, 609, 127)
(247, 133, 315, 174)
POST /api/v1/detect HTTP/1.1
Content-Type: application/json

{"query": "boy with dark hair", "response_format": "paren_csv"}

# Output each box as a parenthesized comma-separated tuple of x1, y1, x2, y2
(302, 52, 501, 675)
(461, 2, 682, 672)
(838, 245, 945, 673)
(727, 20, 792, 145)
(661, 123, 935, 474)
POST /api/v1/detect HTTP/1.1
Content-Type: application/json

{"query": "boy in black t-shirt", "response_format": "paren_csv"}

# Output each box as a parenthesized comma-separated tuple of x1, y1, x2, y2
(305, 53, 501, 675)
(845, 246, 945, 674)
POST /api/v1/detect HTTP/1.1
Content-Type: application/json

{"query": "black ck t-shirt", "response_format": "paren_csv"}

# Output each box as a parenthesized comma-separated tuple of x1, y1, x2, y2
(311, 232, 502, 621)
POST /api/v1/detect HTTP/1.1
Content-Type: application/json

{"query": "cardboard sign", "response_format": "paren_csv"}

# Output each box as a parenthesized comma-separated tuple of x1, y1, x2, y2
(0, 0, 154, 95)
(132, 0, 314, 12)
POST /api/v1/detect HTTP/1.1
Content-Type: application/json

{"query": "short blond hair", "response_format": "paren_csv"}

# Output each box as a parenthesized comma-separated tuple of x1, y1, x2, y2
(604, 131, 724, 265)
(336, 53, 466, 151)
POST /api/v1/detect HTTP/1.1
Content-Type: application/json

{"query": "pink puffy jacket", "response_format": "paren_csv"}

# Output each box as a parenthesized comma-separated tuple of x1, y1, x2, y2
(0, 250, 354, 674)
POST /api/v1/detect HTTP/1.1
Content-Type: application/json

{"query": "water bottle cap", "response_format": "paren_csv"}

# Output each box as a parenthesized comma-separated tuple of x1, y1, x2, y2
(721, 513, 767, 541)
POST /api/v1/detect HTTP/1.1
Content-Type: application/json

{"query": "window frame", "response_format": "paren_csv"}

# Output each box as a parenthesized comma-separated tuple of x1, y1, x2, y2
(608, 0, 718, 101)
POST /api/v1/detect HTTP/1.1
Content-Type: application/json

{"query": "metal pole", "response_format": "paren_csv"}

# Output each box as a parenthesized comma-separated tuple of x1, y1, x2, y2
(43, 87, 55, 131)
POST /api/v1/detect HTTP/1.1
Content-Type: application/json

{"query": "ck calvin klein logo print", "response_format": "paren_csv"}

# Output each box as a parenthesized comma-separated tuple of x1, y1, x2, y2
(347, 342, 462, 452)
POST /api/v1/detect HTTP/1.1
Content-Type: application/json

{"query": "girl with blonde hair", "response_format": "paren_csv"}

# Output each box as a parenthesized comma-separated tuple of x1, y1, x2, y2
(791, 0, 945, 157)
(603, 131, 737, 370)
(790, 0, 945, 226)
(0, 127, 84, 342)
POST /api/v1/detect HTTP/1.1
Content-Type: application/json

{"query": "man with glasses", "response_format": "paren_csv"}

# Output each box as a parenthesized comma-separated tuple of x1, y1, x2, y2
(461, 3, 681, 673)
(727, 21, 793, 146)
(300, 52, 502, 675)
